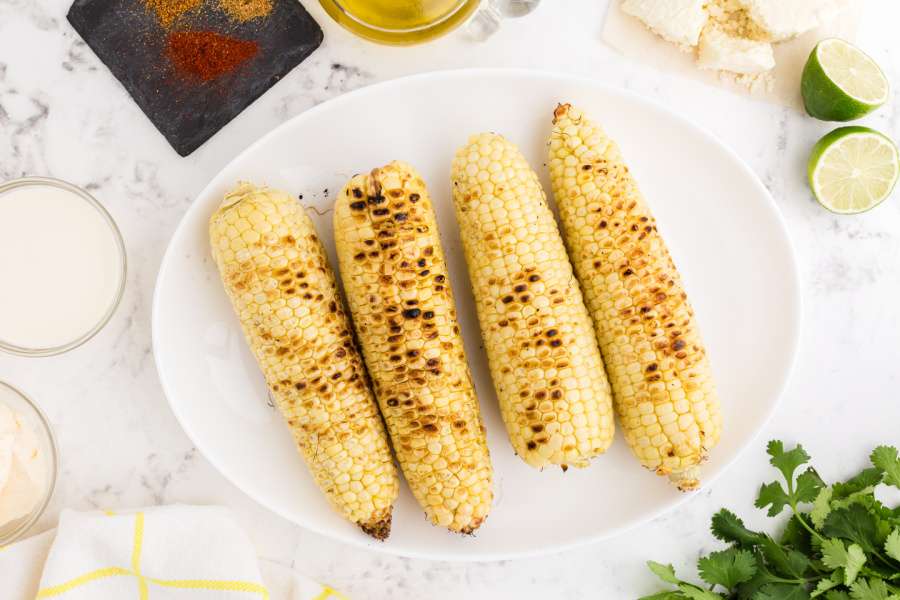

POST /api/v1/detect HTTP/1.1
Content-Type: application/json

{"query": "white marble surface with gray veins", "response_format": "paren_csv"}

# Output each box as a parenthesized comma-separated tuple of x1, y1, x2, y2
(1, 1, 899, 598)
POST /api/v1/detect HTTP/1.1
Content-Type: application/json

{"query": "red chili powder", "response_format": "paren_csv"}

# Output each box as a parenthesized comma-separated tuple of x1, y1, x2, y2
(166, 31, 258, 81)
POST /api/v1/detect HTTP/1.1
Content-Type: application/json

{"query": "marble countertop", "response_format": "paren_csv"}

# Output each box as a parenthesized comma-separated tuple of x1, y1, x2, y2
(2, 1, 899, 597)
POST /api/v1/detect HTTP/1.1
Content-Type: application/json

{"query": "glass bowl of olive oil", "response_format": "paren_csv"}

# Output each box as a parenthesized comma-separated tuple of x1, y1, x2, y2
(320, 0, 481, 45)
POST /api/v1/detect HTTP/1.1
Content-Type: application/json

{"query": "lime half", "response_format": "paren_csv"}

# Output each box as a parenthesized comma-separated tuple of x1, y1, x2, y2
(808, 127, 899, 214)
(802, 38, 889, 122)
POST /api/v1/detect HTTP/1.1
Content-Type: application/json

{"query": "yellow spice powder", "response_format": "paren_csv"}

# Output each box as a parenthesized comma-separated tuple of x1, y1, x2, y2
(218, 0, 273, 22)
(145, 0, 203, 26)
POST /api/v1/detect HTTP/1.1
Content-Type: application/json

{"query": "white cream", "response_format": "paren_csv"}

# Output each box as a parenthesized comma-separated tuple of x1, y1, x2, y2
(0, 182, 123, 350)
(0, 402, 46, 528)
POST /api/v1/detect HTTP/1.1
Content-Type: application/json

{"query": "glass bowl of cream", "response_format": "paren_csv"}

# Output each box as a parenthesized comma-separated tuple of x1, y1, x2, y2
(0, 381, 58, 545)
(0, 177, 126, 357)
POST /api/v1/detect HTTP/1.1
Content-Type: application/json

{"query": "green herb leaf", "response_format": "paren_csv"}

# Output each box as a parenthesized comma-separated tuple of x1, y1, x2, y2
(735, 554, 778, 600)
(849, 578, 891, 600)
(649, 561, 682, 585)
(812, 487, 834, 529)
(768, 441, 811, 482)
(698, 548, 758, 589)
(820, 539, 845, 569)
(760, 537, 811, 579)
(829, 494, 896, 549)
(825, 592, 852, 600)
(811, 579, 840, 598)
(833, 469, 883, 500)
(871, 447, 900, 489)
(821, 538, 866, 585)
(782, 515, 814, 555)
(638, 592, 688, 600)
(712, 509, 765, 547)
(754, 582, 812, 600)
(843, 545, 866, 585)
(823, 504, 879, 554)
(757, 481, 793, 517)
(885, 529, 900, 562)
(831, 487, 878, 512)
(831, 489, 878, 512)
(796, 468, 826, 503)
(677, 583, 725, 600)
(757, 445, 821, 517)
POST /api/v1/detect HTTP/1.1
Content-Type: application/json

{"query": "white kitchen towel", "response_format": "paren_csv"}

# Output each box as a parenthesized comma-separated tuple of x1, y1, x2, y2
(0, 528, 54, 598)
(0, 506, 346, 600)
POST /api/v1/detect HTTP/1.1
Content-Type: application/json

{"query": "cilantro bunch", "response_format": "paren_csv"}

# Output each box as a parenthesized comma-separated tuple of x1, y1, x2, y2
(640, 441, 900, 600)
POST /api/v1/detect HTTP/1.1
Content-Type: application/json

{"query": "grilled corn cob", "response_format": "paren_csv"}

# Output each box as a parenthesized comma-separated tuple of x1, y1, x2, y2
(548, 104, 721, 491)
(451, 133, 615, 469)
(334, 162, 493, 533)
(210, 183, 399, 538)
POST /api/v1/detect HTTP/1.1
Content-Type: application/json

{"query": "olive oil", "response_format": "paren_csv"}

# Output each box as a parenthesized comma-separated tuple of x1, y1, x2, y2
(320, 0, 480, 45)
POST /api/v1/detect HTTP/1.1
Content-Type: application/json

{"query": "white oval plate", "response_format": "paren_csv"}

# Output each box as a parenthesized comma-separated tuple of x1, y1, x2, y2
(152, 69, 800, 561)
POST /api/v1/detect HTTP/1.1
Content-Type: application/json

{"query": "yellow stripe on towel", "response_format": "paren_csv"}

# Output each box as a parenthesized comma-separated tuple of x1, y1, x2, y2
(132, 513, 148, 600)
(148, 577, 270, 598)
(313, 586, 348, 600)
(36, 567, 133, 598)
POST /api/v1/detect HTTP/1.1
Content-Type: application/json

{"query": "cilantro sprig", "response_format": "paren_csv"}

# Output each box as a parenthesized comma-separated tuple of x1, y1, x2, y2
(640, 441, 900, 600)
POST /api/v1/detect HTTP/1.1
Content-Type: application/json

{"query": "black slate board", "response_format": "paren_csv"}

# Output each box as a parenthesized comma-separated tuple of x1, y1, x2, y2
(68, 0, 323, 156)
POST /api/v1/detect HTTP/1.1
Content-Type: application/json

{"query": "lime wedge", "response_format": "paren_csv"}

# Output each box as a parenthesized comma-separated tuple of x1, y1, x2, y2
(801, 38, 889, 122)
(808, 127, 899, 214)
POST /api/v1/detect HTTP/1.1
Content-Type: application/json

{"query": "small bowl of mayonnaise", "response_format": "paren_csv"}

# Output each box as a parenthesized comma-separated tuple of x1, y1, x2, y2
(0, 381, 58, 545)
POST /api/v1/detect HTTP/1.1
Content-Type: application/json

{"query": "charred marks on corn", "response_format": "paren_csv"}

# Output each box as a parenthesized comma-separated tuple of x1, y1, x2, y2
(224, 203, 377, 444)
(489, 267, 581, 454)
(339, 164, 487, 514)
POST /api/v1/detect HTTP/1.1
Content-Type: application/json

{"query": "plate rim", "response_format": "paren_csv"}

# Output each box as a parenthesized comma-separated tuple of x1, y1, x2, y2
(151, 67, 803, 562)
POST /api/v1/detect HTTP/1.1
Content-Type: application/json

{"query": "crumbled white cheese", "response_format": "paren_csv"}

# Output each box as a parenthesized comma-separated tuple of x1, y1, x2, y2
(707, 0, 770, 41)
(619, 0, 845, 92)
(737, 0, 850, 41)
(0, 403, 45, 529)
(698, 26, 775, 74)
(621, 0, 709, 48)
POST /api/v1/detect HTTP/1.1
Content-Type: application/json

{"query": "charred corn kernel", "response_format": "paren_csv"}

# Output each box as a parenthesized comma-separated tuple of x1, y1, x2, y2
(334, 162, 493, 534)
(549, 104, 722, 491)
(210, 183, 399, 538)
(451, 133, 615, 469)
